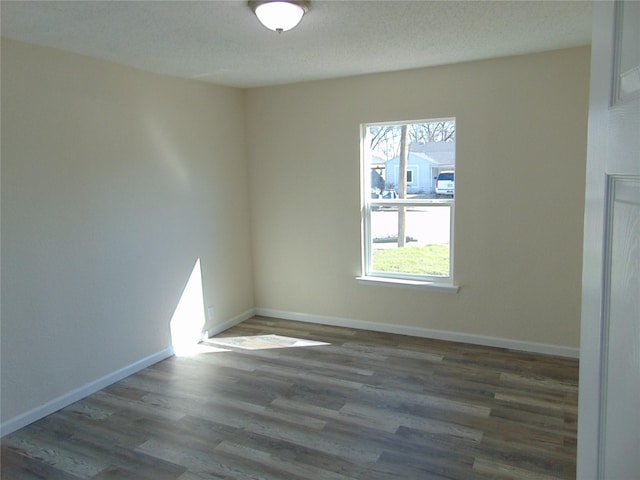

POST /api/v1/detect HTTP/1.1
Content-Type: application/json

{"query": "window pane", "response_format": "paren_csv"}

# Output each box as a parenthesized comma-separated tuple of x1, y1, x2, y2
(370, 205, 450, 277)
(363, 118, 455, 281)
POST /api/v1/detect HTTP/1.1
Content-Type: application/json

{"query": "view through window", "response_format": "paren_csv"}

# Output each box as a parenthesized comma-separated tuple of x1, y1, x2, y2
(362, 118, 456, 282)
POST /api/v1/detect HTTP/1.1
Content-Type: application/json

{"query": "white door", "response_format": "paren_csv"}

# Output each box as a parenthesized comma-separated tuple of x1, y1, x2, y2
(577, 1, 640, 479)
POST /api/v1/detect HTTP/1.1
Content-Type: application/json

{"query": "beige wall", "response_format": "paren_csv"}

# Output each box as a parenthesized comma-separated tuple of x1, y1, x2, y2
(246, 47, 590, 349)
(1, 39, 254, 423)
(1, 39, 589, 428)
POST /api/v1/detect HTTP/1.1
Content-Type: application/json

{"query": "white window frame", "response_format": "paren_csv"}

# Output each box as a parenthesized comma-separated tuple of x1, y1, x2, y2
(358, 119, 458, 292)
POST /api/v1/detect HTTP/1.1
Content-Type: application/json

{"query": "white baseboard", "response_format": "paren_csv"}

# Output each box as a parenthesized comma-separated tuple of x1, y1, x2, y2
(1, 309, 256, 437)
(0, 309, 255, 437)
(203, 308, 256, 339)
(255, 308, 580, 359)
(0, 347, 173, 438)
(2, 307, 577, 437)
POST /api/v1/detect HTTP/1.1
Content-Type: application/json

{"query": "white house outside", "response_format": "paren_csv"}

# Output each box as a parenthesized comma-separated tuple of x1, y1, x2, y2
(374, 142, 455, 195)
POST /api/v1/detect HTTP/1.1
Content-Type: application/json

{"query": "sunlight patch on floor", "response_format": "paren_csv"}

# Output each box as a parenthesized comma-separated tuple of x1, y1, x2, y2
(204, 334, 330, 351)
(186, 343, 231, 355)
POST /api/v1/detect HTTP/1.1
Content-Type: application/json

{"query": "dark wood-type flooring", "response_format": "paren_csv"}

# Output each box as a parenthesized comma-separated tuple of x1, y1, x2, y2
(2, 316, 579, 479)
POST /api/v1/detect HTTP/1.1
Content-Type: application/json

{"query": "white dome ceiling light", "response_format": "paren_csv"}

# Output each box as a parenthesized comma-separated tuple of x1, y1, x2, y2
(249, 1, 310, 33)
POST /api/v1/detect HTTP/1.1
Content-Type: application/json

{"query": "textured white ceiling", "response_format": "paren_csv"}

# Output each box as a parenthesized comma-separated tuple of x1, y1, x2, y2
(1, 0, 592, 88)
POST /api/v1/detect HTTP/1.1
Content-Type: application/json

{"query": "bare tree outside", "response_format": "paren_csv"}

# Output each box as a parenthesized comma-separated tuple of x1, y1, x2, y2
(369, 120, 455, 160)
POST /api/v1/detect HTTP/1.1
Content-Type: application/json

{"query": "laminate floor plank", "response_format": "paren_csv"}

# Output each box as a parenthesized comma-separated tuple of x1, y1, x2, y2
(1, 446, 85, 480)
(2, 316, 579, 479)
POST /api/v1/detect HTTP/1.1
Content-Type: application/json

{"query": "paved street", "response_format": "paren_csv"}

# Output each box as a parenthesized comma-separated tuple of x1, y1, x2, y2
(371, 207, 451, 248)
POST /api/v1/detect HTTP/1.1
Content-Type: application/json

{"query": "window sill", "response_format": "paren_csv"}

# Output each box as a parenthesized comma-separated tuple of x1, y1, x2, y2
(356, 276, 460, 293)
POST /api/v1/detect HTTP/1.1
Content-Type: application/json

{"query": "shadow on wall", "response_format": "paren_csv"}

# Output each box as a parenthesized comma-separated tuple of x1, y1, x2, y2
(169, 258, 206, 356)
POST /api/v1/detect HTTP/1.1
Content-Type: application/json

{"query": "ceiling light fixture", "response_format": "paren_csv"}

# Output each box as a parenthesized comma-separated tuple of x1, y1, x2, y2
(249, 1, 310, 33)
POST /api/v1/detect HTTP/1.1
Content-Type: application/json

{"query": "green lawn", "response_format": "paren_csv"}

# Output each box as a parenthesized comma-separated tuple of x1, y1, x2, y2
(373, 244, 449, 276)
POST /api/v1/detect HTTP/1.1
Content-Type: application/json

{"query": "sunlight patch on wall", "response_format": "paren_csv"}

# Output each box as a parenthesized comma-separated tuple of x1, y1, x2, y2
(170, 258, 207, 356)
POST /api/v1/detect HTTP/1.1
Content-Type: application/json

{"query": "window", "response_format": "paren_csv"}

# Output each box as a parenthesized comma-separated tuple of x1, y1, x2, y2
(406, 170, 413, 184)
(360, 118, 457, 288)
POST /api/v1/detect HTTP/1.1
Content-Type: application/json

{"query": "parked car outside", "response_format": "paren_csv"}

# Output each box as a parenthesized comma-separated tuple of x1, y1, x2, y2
(435, 171, 455, 197)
